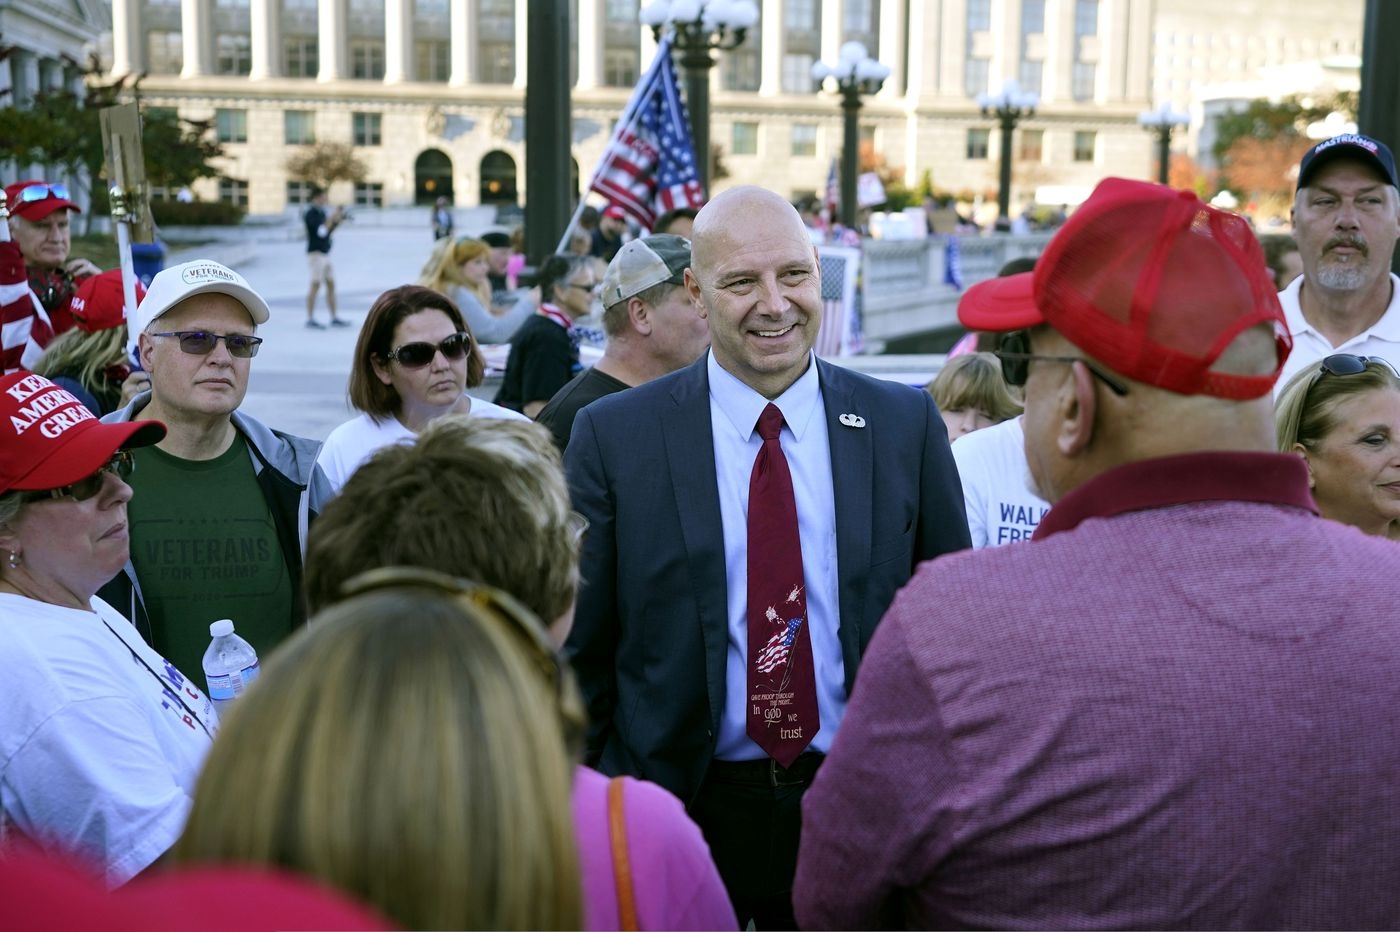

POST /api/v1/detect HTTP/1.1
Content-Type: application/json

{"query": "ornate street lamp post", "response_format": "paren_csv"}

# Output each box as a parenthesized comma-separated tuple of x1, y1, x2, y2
(640, 0, 759, 193)
(812, 42, 890, 231)
(1138, 102, 1190, 187)
(977, 79, 1038, 227)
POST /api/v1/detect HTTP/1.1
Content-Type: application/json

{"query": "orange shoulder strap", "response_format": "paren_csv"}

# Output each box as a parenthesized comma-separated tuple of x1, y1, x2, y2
(608, 776, 639, 932)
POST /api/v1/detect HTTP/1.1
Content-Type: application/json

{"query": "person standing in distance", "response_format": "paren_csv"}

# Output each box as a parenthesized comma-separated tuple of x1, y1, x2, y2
(563, 186, 970, 928)
(303, 186, 350, 330)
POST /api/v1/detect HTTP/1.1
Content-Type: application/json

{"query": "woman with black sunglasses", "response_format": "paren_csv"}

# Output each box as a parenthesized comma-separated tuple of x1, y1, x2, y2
(317, 284, 529, 494)
(1275, 353, 1400, 538)
(0, 371, 217, 886)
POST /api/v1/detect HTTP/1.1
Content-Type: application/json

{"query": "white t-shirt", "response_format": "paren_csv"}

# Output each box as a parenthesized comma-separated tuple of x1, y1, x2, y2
(951, 416, 1050, 548)
(1276, 273, 1400, 392)
(317, 398, 529, 493)
(0, 594, 216, 887)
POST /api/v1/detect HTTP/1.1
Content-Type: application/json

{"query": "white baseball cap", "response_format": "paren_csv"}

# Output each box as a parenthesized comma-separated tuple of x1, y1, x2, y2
(135, 259, 271, 333)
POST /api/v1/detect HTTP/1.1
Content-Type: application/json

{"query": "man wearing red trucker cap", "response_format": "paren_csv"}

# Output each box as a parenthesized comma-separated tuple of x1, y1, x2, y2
(5, 179, 102, 336)
(795, 177, 1400, 930)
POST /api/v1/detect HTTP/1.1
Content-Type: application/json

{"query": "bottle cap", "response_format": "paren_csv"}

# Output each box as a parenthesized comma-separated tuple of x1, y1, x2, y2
(210, 619, 235, 637)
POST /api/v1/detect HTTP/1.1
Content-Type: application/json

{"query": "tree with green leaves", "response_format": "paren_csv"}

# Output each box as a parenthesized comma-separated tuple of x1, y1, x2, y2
(1213, 91, 1358, 207)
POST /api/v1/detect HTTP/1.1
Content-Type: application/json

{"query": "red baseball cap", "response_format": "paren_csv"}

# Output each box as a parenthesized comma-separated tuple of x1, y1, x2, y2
(0, 372, 165, 493)
(71, 269, 146, 333)
(602, 204, 628, 221)
(0, 847, 395, 931)
(5, 179, 82, 222)
(958, 177, 1290, 399)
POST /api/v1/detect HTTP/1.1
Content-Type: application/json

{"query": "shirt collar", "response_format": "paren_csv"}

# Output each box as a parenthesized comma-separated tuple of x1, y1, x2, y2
(707, 351, 822, 441)
(538, 303, 572, 329)
(1033, 451, 1318, 541)
(1289, 273, 1400, 343)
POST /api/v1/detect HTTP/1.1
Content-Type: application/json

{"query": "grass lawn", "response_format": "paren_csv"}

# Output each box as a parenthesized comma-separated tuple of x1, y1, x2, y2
(69, 232, 214, 272)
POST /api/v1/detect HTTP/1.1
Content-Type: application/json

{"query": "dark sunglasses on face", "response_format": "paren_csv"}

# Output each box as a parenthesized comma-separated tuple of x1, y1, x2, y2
(17, 183, 71, 203)
(22, 450, 134, 504)
(151, 330, 263, 358)
(384, 331, 472, 369)
(994, 330, 1130, 397)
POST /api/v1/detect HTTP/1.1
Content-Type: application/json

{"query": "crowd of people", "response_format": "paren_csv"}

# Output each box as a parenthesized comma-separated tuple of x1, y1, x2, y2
(4, 128, 1400, 930)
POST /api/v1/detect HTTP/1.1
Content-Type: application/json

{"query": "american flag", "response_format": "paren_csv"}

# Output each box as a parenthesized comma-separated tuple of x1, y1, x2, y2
(589, 37, 706, 230)
(1, 242, 54, 375)
(756, 615, 804, 674)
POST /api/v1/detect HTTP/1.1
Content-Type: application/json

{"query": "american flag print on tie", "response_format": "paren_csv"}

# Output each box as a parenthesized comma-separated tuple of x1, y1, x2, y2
(589, 37, 707, 231)
(754, 592, 805, 675)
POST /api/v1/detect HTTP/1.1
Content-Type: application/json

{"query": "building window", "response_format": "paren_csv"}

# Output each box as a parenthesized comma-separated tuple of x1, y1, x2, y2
(287, 180, 317, 206)
(1018, 60, 1042, 97)
(415, 40, 450, 81)
(479, 0, 516, 84)
(216, 34, 251, 75)
(967, 127, 990, 160)
(1074, 0, 1098, 36)
(782, 54, 815, 93)
(967, 0, 991, 31)
(791, 124, 817, 157)
(480, 43, 515, 83)
(1019, 128, 1043, 162)
(285, 110, 316, 145)
(722, 48, 761, 91)
(352, 112, 382, 146)
(844, 0, 874, 34)
(965, 57, 989, 98)
(353, 182, 384, 207)
(1072, 62, 1095, 101)
(215, 109, 248, 143)
(351, 40, 386, 79)
(604, 49, 638, 87)
(1021, 0, 1045, 34)
(284, 37, 318, 77)
(732, 122, 759, 156)
(784, 0, 817, 30)
(219, 177, 249, 207)
(147, 32, 183, 74)
(1073, 130, 1096, 162)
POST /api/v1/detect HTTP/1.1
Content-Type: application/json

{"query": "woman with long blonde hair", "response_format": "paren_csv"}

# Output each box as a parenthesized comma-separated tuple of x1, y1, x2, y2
(173, 572, 583, 930)
(417, 236, 532, 343)
(34, 270, 151, 414)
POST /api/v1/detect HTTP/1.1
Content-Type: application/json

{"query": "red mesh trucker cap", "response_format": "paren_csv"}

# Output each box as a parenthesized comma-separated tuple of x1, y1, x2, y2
(4, 180, 82, 222)
(958, 177, 1291, 399)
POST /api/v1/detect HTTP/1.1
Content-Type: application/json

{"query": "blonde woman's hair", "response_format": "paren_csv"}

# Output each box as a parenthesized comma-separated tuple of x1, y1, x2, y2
(926, 351, 1023, 423)
(1275, 356, 1400, 453)
(173, 582, 583, 930)
(33, 327, 127, 398)
(418, 236, 492, 308)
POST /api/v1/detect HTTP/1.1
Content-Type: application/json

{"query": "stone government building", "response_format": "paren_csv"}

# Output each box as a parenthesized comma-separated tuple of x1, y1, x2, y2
(1, 0, 1364, 218)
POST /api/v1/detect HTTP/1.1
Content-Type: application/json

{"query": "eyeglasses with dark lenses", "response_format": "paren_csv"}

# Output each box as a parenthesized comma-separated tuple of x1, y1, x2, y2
(568, 282, 599, 293)
(994, 330, 1130, 397)
(21, 450, 134, 504)
(151, 330, 263, 358)
(17, 183, 71, 203)
(384, 331, 472, 369)
(1317, 353, 1400, 379)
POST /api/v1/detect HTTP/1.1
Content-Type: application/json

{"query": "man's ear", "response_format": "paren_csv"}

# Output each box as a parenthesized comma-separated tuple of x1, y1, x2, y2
(628, 296, 652, 336)
(1057, 361, 1099, 457)
(684, 269, 707, 319)
(138, 332, 156, 373)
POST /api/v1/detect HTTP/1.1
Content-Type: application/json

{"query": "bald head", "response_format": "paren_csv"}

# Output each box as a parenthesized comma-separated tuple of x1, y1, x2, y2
(691, 187, 809, 283)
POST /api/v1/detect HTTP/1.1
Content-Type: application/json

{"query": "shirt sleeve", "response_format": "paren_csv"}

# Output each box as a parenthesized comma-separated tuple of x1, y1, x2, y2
(3, 696, 193, 887)
(794, 606, 962, 929)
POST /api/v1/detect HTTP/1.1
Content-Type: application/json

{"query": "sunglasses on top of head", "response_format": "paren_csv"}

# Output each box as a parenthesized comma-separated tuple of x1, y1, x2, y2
(383, 331, 472, 369)
(21, 450, 134, 504)
(994, 330, 1130, 397)
(16, 183, 71, 203)
(151, 330, 264, 358)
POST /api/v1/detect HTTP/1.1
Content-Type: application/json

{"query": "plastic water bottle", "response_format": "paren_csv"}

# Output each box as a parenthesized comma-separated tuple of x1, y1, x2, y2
(202, 619, 260, 716)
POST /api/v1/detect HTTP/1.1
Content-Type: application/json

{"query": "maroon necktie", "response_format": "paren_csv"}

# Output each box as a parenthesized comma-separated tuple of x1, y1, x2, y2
(746, 402, 819, 767)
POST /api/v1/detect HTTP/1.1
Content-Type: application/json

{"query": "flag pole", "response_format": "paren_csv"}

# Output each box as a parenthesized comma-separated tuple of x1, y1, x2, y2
(554, 39, 673, 255)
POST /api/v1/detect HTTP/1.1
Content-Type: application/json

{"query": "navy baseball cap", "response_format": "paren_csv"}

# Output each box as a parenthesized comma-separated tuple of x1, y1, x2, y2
(1296, 133, 1398, 191)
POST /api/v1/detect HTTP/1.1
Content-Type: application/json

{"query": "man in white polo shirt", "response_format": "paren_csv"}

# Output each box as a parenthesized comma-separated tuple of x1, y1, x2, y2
(1276, 133, 1400, 389)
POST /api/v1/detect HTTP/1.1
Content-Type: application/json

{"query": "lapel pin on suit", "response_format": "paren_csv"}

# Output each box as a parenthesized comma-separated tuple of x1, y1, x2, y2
(838, 413, 866, 429)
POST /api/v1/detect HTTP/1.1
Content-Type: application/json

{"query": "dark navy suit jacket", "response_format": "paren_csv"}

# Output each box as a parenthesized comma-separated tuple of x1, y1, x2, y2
(562, 353, 971, 802)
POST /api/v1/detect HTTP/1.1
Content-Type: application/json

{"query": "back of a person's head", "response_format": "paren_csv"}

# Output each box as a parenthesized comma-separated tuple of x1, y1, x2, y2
(926, 352, 1023, 422)
(172, 581, 581, 930)
(1275, 357, 1400, 453)
(32, 327, 126, 393)
(304, 416, 577, 623)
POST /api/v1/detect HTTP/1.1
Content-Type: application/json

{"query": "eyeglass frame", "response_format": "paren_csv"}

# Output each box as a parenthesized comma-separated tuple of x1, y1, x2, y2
(150, 330, 264, 358)
(994, 330, 1130, 397)
(381, 331, 473, 369)
(20, 450, 134, 504)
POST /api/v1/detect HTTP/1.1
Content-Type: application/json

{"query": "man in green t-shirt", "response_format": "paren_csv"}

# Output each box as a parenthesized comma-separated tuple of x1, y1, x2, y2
(100, 260, 332, 681)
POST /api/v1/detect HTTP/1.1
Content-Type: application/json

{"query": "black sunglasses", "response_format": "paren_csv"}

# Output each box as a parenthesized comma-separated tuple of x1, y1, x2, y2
(17, 183, 70, 203)
(994, 330, 1130, 397)
(151, 330, 263, 358)
(1316, 353, 1399, 379)
(383, 331, 472, 369)
(22, 450, 134, 504)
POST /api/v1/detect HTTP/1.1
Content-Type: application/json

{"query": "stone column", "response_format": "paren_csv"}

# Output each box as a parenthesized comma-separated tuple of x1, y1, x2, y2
(576, 0, 601, 89)
(513, 0, 528, 90)
(110, 0, 143, 76)
(385, 0, 412, 82)
(448, 0, 474, 85)
(318, 0, 348, 80)
(180, 0, 213, 76)
(759, 0, 782, 96)
(250, 0, 281, 78)
(877, 0, 906, 99)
